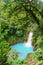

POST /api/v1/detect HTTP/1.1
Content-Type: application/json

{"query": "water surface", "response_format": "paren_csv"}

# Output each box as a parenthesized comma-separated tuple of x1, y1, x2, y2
(11, 32, 34, 58)
(11, 43, 34, 58)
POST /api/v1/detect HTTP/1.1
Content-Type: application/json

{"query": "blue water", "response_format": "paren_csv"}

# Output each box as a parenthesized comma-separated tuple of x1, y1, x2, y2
(11, 43, 34, 59)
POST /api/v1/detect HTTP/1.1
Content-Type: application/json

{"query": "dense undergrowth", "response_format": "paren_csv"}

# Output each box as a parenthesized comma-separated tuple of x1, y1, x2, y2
(0, 0, 43, 65)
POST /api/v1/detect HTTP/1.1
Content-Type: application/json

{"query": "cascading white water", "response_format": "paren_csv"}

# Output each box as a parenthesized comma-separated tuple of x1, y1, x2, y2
(25, 32, 33, 47)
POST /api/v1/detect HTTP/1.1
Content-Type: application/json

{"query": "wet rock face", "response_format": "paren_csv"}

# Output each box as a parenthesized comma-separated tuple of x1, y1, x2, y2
(39, 62, 43, 65)
(28, 60, 37, 65)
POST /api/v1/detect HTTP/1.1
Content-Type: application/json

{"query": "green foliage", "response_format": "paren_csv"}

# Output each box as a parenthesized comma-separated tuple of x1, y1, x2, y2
(1, 0, 43, 44)
(0, 40, 10, 65)
(35, 48, 43, 60)
(0, 18, 10, 65)
(0, 0, 43, 65)
(27, 53, 36, 60)
(7, 50, 27, 65)
(37, 36, 43, 49)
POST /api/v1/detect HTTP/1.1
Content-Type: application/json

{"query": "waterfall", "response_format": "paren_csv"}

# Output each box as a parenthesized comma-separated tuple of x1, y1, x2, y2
(25, 32, 33, 47)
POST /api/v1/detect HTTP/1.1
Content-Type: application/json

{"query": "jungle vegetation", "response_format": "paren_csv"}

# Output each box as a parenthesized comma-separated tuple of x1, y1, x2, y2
(0, 0, 43, 65)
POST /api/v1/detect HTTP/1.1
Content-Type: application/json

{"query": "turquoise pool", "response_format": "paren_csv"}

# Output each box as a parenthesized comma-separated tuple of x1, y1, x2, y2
(11, 43, 34, 59)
